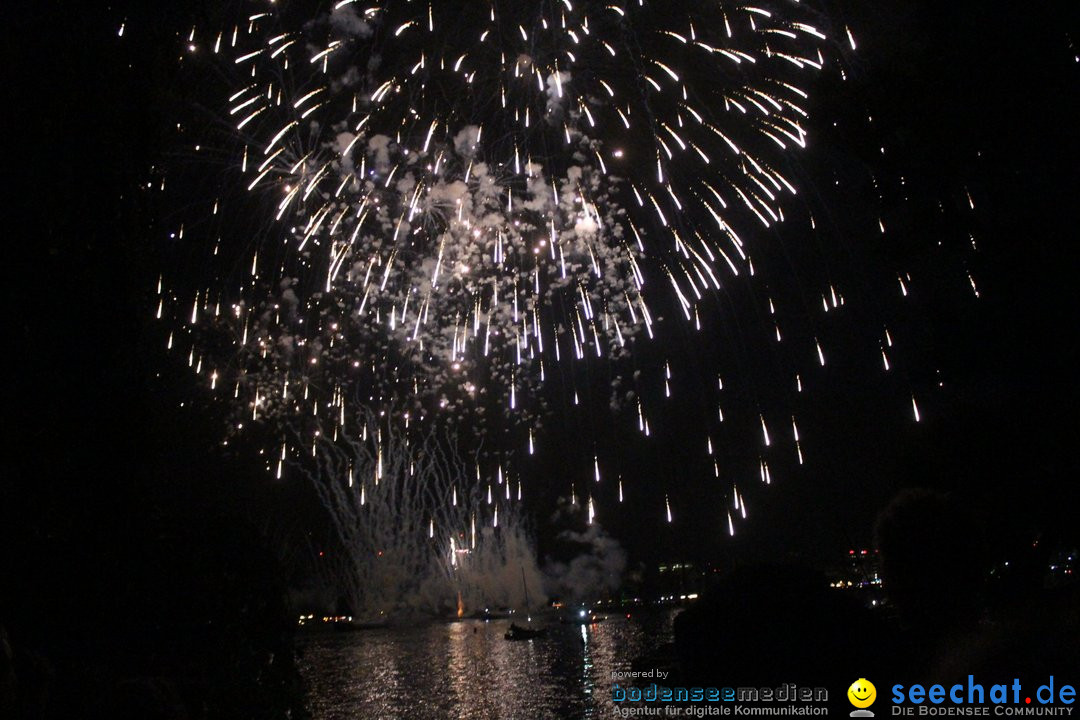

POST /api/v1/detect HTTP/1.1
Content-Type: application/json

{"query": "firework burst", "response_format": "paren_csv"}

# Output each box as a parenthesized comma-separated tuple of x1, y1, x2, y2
(155, 1, 957, 537)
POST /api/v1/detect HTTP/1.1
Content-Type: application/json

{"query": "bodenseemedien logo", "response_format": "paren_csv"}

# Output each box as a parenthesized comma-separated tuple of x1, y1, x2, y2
(849, 678, 878, 717)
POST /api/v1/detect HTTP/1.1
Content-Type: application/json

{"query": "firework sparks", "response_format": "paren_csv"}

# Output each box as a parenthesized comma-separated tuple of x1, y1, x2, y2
(156, 0, 962, 540)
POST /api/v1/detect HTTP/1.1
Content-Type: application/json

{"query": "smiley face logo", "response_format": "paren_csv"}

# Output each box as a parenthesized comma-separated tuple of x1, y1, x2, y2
(848, 678, 877, 709)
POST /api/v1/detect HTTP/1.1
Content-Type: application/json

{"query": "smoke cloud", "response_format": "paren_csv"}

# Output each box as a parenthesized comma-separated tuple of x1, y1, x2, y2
(543, 500, 627, 602)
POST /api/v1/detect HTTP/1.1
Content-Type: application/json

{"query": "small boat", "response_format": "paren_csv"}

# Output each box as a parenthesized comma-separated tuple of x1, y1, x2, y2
(504, 622, 547, 641)
(504, 567, 545, 641)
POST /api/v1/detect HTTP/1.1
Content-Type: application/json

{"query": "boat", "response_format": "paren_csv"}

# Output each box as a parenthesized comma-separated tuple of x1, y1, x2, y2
(504, 567, 545, 641)
(504, 622, 547, 640)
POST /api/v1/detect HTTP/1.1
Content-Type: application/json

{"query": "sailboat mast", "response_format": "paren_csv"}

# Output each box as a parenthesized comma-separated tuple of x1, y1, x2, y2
(521, 566, 530, 610)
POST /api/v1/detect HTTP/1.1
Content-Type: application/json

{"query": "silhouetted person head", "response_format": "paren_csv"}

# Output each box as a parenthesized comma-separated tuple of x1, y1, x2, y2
(874, 489, 985, 636)
(673, 564, 898, 686)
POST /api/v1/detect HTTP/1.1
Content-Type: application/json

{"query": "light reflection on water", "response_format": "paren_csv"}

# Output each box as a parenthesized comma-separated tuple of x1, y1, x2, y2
(298, 608, 678, 720)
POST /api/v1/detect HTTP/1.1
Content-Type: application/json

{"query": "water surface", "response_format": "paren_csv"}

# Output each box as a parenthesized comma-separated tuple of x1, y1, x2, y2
(298, 608, 679, 719)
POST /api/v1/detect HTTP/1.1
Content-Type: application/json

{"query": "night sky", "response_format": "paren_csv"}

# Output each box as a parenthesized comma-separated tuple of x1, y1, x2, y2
(5, 0, 1080, 632)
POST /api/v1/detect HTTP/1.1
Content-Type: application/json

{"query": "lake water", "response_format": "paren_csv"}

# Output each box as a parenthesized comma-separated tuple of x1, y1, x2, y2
(298, 608, 680, 719)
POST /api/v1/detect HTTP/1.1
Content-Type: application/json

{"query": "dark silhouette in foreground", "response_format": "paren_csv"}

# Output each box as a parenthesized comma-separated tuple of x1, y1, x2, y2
(671, 489, 1077, 701)
(673, 564, 901, 688)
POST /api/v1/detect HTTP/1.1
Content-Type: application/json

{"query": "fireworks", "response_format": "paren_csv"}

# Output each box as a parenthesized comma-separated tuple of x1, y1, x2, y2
(155, 0, 965, 545)
(296, 403, 540, 618)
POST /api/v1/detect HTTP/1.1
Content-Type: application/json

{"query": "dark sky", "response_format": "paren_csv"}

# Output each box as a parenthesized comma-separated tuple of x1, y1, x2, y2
(5, 0, 1080, 602)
